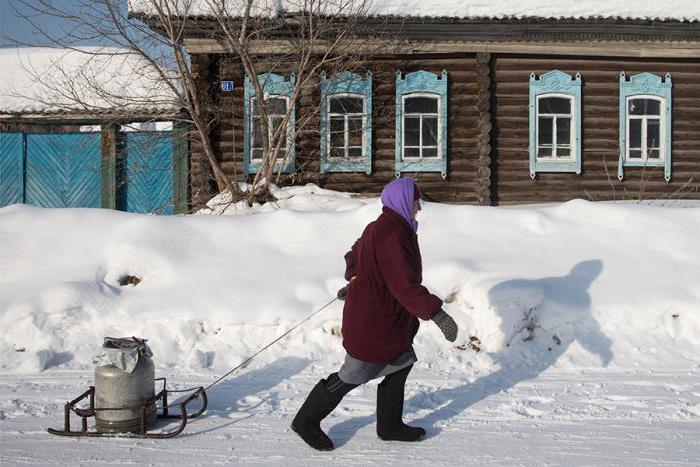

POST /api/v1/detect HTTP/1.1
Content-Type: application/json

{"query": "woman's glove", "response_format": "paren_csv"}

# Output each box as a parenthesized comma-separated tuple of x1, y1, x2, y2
(337, 277, 356, 301)
(432, 309, 458, 342)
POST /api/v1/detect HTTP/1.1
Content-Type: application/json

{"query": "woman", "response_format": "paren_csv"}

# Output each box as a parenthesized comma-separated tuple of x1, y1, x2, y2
(291, 178, 458, 451)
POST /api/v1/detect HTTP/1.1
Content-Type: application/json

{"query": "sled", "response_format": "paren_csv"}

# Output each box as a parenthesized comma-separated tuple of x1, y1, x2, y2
(47, 377, 208, 438)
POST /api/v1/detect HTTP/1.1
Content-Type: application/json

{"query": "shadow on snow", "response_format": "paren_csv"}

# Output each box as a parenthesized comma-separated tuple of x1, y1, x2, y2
(330, 259, 613, 445)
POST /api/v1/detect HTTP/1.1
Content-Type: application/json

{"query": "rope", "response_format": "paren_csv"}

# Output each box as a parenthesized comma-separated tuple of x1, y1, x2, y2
(202, 296, 338, 392)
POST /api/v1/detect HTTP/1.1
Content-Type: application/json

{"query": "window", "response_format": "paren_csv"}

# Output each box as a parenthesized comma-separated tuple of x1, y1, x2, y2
(626, 97, 662, 160)
(244, 73, 296, 175)
(536, 95, 574, 158)
(395, 70, 448, 178)
(251, 96, 288, 161)
(529, 70, 582, 179)
(618, 72, 672, 181)
(329, 95, 364, 158)
(403, 95, 439, 159)
(320, 71, 372, 174)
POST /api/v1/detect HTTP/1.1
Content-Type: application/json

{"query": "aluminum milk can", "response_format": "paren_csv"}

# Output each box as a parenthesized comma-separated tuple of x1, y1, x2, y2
(93, 337, 157, 433)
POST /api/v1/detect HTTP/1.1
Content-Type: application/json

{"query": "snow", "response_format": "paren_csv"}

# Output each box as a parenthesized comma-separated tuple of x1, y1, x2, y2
(1, 186, 699, 464)
(128, 0, 700, 21)
(0, 47, 178, 115)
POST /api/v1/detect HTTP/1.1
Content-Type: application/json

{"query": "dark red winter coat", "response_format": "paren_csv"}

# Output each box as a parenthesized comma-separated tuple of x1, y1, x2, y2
(341, 206, 443, 363)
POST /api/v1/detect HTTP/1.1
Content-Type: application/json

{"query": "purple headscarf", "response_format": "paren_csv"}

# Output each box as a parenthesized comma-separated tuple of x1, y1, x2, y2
(380, 178, 419, 233)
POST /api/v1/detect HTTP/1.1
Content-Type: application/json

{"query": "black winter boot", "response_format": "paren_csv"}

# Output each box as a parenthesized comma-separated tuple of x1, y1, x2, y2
(376, 365, 426, 442)
(291, 373, 356, 451)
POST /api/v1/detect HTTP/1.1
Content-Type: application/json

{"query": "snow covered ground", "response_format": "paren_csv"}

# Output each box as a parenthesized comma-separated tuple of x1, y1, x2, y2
(1, 186, 699, 465)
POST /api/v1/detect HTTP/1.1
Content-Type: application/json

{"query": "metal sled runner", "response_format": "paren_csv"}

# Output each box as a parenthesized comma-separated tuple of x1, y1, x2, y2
(47, 378, 208, 438)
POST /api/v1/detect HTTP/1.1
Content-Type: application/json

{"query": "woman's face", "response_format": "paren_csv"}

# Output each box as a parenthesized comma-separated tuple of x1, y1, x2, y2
(412, 199, 421, 219)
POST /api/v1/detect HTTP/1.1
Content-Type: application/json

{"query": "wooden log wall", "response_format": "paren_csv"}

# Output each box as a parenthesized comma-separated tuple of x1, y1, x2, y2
(194, 52, 700, 207)
(213, 54, 483, 203)
(189, 53, 221, 208)
(492, 55, 700, 204)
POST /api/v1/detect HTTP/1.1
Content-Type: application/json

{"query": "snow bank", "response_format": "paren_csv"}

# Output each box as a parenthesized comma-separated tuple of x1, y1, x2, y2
(128, 0, 700, 21)
(1, 186, 699, 377)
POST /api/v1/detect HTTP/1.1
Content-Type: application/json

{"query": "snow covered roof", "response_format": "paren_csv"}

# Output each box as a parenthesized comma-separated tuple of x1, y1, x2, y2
(0, 47, 180, 117)
(128, 0, 700, 22)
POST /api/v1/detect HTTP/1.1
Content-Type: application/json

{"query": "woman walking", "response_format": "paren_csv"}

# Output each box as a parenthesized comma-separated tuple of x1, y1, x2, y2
(291, 178, 458, 451)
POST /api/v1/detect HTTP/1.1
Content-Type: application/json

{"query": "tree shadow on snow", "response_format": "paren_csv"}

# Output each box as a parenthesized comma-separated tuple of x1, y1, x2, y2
(331, 259, 613, 443)
(171, 356, 310, 437)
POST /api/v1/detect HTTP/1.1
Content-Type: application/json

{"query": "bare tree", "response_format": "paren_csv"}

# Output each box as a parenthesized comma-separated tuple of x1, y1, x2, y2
(8, 0, 388, 206)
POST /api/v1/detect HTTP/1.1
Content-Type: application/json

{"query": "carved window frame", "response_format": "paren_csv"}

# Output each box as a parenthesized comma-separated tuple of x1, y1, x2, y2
(320, 71, 372, 175)
(528, 70, 582, 179)
(618, 72, 672, 182)
(243, 73, 296, 175)
(395, 70, 448, 179)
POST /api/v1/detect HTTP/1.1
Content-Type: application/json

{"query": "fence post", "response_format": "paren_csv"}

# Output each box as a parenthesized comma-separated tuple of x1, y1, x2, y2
(172, 122, 189, 214)
(101, 124, 118, 209)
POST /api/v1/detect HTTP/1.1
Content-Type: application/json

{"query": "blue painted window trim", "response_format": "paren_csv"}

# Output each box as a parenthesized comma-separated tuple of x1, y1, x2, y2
(618, 72, 672, 182)
(528, 70, 582, 179)
(319, 71, 372, 175)
(243, 73, 296, 175)
(395, 70, 448, 179)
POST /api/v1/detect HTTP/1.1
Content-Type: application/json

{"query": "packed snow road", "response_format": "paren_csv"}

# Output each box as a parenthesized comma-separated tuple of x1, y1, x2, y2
(2, 191, 700, 465)
(2, 365, 698, 465)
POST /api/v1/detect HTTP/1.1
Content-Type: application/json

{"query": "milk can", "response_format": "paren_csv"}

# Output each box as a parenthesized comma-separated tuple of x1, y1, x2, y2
(93, 337, 157, 433)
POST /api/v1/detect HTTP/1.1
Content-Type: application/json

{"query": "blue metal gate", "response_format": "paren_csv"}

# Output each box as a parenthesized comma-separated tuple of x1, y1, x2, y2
(119, 131, 175, 215)
(1, 128, 186, 214)
(0, 132, 101, 208)
(0, 132, 24, 205)
(25, 133, 102, 208)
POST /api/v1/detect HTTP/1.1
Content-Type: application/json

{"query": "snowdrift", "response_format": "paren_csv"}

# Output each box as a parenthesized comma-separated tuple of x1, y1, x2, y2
(1, 187, 699, 377)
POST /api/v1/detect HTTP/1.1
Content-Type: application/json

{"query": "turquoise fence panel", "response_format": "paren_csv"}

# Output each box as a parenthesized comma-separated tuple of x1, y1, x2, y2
(25, 133, 101, 208)
(0, 132, 25, 206)
(120, 131, 174, 214)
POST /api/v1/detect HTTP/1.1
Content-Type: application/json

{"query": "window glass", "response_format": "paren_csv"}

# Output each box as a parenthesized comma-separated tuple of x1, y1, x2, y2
(557, 117, 571, 148)
(268, 97, 287, 115)
(539, 97, 571, 114)
(327, 94, 365, 159)
(647, 119, 660, 154)
(629, 119, 642, 150)
(538, 116, 553, 146)
(330, 96, 363, 114)
(348, 117, 363, 147)
(330, 117, 345, 149)
(253, 97, 287, 116)
(629, 98, 660, 116)
(404, 147, 420, 158)
(252, 116, 263, 148)
(538, 147, 552, 157)
(251, 96, 287, 159)
(405, 96, 438, 114)
(405, 117, 421, 146)
(423, 147, 437, 158)
(422, 117, 438, 147)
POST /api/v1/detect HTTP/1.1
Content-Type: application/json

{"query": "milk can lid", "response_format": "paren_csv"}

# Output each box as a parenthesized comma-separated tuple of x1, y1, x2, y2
(93, 336, 153, 374)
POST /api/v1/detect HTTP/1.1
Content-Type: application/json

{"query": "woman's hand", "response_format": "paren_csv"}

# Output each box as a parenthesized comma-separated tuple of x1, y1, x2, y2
(431, 309, 458, 342)
(337, 277, 356, 300)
